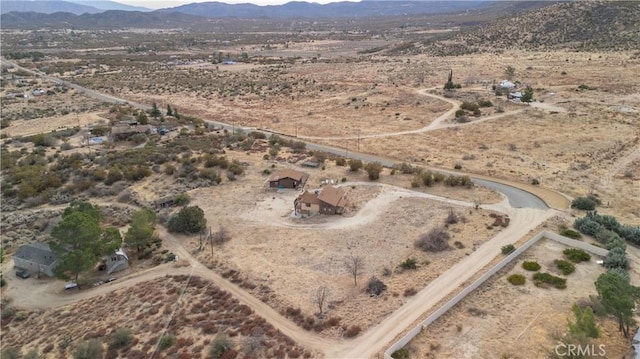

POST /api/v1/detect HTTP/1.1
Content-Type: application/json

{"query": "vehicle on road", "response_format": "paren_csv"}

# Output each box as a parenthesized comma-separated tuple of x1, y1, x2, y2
(65, 282, 78, 290)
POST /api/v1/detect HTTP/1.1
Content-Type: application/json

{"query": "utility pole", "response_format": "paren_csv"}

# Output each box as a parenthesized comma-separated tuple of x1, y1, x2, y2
(357, 129, 360, 151)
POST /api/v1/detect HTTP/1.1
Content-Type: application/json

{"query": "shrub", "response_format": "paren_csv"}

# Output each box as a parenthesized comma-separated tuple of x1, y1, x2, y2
(571, 196, 600, 210)
(399, 258, 417, 270)
(168, 206, 207, 234)
(594, 228, 621, 244)
(563, 249, 591, 263)
(573, 217, 601, 236)
(507, 274, 525, 285)
(604, 247, 628, 270)
(348, 159, 363, 172)
(415, 227, 451, 252)
(533, 272, 566, 289)
(391, 348, 410, 359)
(73, 339, 103, 359)
(501, 244, 515, 255)
(554, 259, 576, 275)
(110, 328, 133, 348)
(208, 333, 231, 359)
(560, 229, 582, 239)
(403, 287, 417, 297)
(159, 335, 176, 351)
(531, 178, 540, 185)
(522, 261, 541, 271)
(173, 193, 190, 206)
(344, 325, 361, 338)
(335, 158, 346, 166)
(366, 276, 387, 296)
(364, 162, 383, 180)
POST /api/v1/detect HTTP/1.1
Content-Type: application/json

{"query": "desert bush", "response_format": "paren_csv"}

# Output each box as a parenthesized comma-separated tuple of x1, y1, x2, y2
(110, 328, 133, 348)
(208, 334, 232, 359)
(594, 228, 621, 244)
(522, 261, 541, 271)
(445, 209, 460, 225)
(507, 274, 526, 285)
(335, 158, 346, 166)
(554, 259, 576, 275)
(73, 339, 103, 359)
(571, 196, 601, 210)
(501, 244, 515, 255)
(391, 348, 410, 359)
(403, 287, 417, 297)
(0, 348, 20, 359)
(560, 229, 582, 239)
(366, 276, 387, 296)
(605, 237, 626, 251)
(460, 101, 479, 112)
(159, 335, 176, 351)
(174, 193, 190, 206)
(415, 227, 451, 252)
(533, 272, 566, 289)
(348, 159, 363, 172)
(478, 99, 493, 107)
(563, 248, 591, 263)
(604, 247, 628, 270)
(168, 206, 207, 234)
(364, 162, 383, 180)
(398, 258, 417, 274)
(344, 325, 361, 338)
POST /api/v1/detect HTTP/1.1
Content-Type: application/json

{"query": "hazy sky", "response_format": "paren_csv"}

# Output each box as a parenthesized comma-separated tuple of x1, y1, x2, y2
(117, 0, 351, 9)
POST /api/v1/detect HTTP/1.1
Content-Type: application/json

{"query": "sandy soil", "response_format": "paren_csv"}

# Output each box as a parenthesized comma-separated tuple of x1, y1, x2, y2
(405, 238, 630, 359)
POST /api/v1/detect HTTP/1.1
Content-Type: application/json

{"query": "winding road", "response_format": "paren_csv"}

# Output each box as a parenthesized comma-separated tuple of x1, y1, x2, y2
(2, 57, 566, 358)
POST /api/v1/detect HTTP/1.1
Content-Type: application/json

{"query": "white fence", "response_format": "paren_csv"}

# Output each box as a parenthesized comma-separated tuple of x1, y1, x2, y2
(383, 230, 608, 358)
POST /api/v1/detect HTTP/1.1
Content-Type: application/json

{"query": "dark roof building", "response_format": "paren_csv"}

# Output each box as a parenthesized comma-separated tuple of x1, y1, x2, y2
(268, 169, 309, 189)
(13, 242, 58, 277)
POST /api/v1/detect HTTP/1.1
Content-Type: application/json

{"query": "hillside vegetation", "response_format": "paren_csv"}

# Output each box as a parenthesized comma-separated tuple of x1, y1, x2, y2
(420, 1, 640, 55)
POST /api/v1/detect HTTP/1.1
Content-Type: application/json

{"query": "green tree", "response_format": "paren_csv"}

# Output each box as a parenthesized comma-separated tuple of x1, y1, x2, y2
(521, 86, 534, 103)
(364, 162, 383, 180)
(168, 206, 207, 234)
(568, 304, 599, 338)
(603, 247, 628, 270)
(125, 208, 156, 252)
(595, 269, 639, 338)
(51, 211, 102, 281)
(137, 111, 148, 125)
(150, 102, 161, 119)
(63, 200, 101, 222)
(101, 227, 123, 255)
(166, 104, 173, 117)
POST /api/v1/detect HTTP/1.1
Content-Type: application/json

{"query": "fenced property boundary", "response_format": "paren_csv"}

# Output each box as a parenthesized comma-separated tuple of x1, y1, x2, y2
(383, 230, 608, 358)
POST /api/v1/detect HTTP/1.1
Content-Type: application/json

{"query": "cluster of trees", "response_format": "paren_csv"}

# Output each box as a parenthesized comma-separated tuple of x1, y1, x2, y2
(50, 201, 158, 282)
(168, 206, 207, 234)
(574, 211, 640, 244)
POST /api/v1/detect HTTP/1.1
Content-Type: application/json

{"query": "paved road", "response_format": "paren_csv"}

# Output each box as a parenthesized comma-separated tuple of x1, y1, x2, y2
(472, 178, 548, 209)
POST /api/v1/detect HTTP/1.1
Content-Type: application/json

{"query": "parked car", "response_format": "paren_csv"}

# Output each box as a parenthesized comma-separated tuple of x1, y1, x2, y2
(15, 269, 30, 279)
(65, 282, 78, 290)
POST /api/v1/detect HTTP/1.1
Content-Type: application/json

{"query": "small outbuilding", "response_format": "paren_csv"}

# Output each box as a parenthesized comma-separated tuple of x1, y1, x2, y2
(13, 243, 58, 277)
(104, 248, 129, 275)
(268, 169, 308, 189)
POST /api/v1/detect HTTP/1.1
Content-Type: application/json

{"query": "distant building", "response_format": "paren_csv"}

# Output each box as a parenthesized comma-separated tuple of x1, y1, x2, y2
(268, 169, 308, 189)
(13, 243, 58, 277)
(110, 125, 152, 141)
(295, 185, 347, 217)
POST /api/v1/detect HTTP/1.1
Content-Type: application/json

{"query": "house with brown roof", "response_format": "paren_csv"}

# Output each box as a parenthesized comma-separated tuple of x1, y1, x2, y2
(268, 169, 308, 189)
(295, 185, 346, 217)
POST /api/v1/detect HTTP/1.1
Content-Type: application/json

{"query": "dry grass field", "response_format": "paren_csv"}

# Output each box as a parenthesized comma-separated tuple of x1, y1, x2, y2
(405, 238, 630, 358)
(1, 275, 315, 358)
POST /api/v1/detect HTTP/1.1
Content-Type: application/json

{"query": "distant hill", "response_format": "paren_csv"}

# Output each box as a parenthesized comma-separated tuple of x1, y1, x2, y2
(156, 1, 486, 19)
(1, 1, 102, 15)
(454, 0, 640, 52)
(0, 10, 213, 29)
(67, 0, 151, 12)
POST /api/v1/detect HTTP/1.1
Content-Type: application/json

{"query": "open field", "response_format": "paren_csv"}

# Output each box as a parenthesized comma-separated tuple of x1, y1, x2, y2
(1, 275, 315, 358)
(405, 238, 630, 358)
(1, 5, 639, 358)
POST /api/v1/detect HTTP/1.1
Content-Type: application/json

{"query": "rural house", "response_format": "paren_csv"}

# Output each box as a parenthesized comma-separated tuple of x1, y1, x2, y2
(104, 248, 129, 275)
(268, 169, 308, 189)
(109, 124, 152, 141)
(13, 243, 58, 277)
(295, 185, 347, 217)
